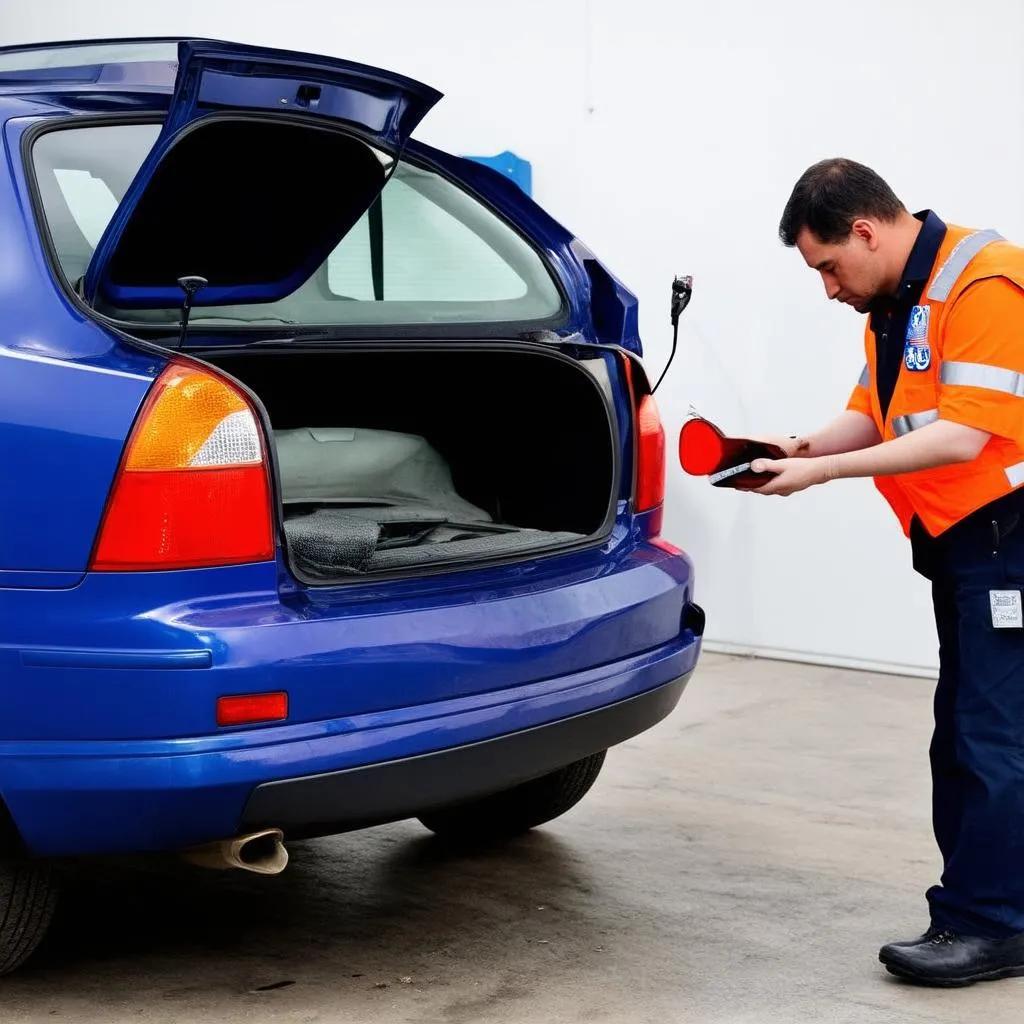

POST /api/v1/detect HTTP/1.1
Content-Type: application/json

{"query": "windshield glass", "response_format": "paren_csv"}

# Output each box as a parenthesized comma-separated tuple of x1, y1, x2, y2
(31, 121, 564, 329)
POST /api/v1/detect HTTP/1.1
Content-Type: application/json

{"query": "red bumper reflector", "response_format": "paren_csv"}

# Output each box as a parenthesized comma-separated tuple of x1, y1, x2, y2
(651, 537, 683, 556)
(217, 692, 288, 727)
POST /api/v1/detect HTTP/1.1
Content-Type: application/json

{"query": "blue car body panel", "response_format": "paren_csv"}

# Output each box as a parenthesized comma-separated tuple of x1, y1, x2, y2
(1, 542, 698, 856)
(0, 39, 700, 859)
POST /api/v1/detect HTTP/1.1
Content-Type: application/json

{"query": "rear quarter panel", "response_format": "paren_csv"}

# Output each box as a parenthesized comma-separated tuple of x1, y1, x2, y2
(0, 108, 160, 584)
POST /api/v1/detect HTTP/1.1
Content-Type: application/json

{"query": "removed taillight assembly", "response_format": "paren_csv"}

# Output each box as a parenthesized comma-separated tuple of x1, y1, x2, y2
(678, 417, 785, 490)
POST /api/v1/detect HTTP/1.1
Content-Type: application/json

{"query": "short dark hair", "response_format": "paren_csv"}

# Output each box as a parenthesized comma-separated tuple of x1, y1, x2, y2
(779, 158, 906, 247)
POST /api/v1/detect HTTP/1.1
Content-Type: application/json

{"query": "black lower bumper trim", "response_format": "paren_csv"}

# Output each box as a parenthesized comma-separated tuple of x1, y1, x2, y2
(241, 673, 691, 838)
(684, 602, 706, 637)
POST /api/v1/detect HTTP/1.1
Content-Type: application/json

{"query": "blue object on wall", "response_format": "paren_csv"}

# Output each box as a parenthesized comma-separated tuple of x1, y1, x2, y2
(463, 150, 532, 196)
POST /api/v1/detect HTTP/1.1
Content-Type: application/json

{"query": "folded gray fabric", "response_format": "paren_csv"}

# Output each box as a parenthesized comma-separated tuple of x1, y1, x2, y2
(284, 506, 584, 579)
(367, 529, 583, 570)
(333, 506, 451, 525)
(285, 509, 381, 576)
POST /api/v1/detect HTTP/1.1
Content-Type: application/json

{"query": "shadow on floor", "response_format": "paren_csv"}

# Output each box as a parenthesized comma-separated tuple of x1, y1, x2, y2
(19, 823, 606, 990)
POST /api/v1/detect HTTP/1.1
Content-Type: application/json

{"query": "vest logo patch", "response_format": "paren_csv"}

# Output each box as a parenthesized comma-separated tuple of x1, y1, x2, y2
(907, 304, 930, 342)
(904, 304, 932, 371)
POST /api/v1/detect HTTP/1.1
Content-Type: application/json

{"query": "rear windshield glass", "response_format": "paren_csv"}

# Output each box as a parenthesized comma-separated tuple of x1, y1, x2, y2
(0, 41, 178, 72)
(31, 122, 564, 329)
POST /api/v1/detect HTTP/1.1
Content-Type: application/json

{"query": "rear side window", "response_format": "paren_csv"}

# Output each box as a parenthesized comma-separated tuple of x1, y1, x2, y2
(31, 122, 564, 329)
(32, 124, 157, 287)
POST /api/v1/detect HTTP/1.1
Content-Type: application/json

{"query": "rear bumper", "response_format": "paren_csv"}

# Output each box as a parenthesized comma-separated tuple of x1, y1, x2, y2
(0, 633, 700, 857)
(242, 672, 689, 837)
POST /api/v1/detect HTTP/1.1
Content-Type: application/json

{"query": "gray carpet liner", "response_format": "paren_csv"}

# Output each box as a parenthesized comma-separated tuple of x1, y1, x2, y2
(276, 427, 585, 579)
(275, 426, 492, 522)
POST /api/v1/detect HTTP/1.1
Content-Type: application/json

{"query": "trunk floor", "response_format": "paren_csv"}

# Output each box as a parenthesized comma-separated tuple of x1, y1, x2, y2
(283, 505, 583, 578)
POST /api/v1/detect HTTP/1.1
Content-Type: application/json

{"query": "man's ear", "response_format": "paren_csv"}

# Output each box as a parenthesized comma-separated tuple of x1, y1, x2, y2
(851, 218, 878, 250)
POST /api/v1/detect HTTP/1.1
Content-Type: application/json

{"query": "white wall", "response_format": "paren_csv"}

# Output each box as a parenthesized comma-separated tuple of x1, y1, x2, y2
(6, 0, 1023, 676)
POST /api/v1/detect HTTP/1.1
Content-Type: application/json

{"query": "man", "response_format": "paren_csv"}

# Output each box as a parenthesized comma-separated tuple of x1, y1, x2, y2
(751, 158, 1024, 987)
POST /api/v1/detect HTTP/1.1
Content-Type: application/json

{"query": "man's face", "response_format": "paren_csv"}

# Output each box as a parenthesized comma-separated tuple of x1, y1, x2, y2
(796, 221, 888, 314)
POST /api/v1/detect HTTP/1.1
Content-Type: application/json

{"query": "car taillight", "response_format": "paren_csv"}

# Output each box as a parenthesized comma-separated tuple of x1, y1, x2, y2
(619, 352, 666, 533)
(90, 360, 274, 571)
(636, 393, 666, 514)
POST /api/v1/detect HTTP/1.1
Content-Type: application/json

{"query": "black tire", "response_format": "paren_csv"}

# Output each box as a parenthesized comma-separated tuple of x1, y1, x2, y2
(418, 750, 607, 842)
(0, 861, 58, 975)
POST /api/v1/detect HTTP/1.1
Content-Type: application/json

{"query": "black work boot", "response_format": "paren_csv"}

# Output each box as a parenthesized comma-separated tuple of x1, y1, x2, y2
(884, 926, 942, 950)
(880, 930, 1024, 987)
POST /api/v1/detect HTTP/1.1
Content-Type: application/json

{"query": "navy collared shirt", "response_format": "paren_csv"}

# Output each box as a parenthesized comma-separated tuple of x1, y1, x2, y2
(869, 210, 948, 420)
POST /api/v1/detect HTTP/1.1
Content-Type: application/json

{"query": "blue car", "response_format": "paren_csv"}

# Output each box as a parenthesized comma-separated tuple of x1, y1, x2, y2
(0, 37, 704, 972)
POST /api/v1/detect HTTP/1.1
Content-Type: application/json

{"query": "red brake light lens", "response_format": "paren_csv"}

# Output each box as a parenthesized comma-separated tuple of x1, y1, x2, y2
(635, 393, 666, 513)
(678, 417, 728, 475)
(90, 360, 274, 571)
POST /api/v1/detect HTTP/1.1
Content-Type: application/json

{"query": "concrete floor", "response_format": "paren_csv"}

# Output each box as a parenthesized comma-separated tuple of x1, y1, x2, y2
(4, 653, 1022, 1022)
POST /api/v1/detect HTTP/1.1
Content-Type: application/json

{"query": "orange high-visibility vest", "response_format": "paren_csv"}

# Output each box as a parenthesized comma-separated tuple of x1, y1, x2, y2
(847, 224, 1024, 537)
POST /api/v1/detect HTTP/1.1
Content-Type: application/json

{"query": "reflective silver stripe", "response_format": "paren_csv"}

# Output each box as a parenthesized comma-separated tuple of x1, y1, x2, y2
(0, 347, 150, 381)
(941, 360, 1024, 397)
(892, 409, 939, 436)
(1007, 461, 1024, 488)
(927, 229, 1004, 301)
(857, 364, 869, 388)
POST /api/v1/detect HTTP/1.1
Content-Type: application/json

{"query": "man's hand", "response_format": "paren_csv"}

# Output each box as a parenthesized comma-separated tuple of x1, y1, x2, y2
(754, 436, 811, 459)
(750, 457, 831, 496)
(755, 412, 881, 460)
(748, 420, 990, 496)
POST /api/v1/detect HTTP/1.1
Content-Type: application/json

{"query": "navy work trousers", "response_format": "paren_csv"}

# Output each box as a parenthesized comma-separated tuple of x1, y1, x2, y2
(916, 501, 1024, 939)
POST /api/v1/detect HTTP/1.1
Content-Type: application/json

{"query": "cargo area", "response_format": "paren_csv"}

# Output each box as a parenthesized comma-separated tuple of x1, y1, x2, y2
(204, 345, 619, 583)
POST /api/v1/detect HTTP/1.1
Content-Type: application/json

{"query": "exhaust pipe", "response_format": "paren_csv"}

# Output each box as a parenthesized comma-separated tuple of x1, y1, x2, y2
(183, 828, 289, 875)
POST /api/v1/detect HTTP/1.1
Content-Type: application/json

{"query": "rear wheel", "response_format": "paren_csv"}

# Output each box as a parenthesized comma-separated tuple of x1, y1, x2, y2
(0, 860, 58, 975)
(418, 751, 607, 843)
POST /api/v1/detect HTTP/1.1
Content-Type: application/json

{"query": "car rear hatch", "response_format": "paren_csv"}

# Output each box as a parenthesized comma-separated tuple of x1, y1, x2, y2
(80, 39, 440, 310)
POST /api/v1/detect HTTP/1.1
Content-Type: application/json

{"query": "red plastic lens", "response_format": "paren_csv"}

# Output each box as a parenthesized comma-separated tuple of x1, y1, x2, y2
(651, 537, 683, 556)
(679, 418, 726, 475)
(636, 394, 666, 512)
(92, 466, 273, 571)
(217, 692, 288, 727)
